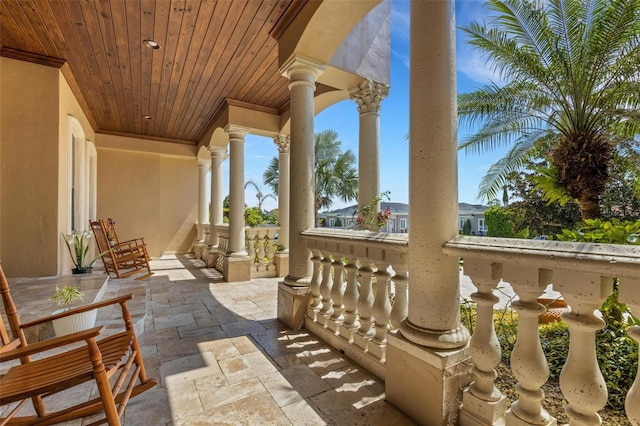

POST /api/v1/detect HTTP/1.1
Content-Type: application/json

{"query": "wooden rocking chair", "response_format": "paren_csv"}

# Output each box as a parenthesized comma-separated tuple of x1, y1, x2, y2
(89, 220, 153, 280)
(0, 263, 157, 425)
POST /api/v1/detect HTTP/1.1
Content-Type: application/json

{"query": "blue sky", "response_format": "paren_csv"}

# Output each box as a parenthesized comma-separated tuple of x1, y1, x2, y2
(238, 0, 505, 212)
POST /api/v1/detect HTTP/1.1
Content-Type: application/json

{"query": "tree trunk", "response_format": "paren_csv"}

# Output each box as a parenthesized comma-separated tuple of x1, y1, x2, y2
(578, 189, 602, 220)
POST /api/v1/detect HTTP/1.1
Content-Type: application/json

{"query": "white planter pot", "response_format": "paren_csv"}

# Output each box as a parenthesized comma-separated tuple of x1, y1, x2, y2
(52, 308, 98, 337)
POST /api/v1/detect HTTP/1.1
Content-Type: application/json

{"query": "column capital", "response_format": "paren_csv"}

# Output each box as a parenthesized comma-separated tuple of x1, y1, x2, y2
(197, 158, 210, 167)
(274, 134, 290, 153)
(207, 145, 227, 157)
(280, 55, 326, 87)
(224, 124, 250, 139)
(349, 79, 390, 114)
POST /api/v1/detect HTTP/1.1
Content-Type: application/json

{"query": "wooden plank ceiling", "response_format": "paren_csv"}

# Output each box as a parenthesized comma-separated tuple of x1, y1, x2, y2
(0, 0, 302, 145)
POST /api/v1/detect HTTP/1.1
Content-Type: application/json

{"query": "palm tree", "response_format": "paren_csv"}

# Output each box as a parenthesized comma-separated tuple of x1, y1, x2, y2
(244, 179, 276, 213)
(263, 129, 358, 220)
(458, 0, 640, 219)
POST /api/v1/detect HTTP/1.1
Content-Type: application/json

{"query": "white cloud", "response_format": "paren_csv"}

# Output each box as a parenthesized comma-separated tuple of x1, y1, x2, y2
(390, 0, 410, 42)
(457, 48, 504, 85)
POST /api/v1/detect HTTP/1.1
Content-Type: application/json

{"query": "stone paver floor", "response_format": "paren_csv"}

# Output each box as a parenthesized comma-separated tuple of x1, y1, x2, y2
(8, 254, 414, 425)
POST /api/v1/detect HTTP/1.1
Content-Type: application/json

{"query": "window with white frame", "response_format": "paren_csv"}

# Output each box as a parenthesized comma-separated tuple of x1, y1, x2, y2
(478, 218, 487, 232)
(400, 218, 407, 231)
(68, 116, 96, 232)
(459, 218, 465, 230)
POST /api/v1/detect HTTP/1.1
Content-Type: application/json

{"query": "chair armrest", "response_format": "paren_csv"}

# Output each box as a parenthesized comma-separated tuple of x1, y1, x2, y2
(0, 326, 104, 362)
(117, 238, 146, 247)
(19, 294, 134, 329)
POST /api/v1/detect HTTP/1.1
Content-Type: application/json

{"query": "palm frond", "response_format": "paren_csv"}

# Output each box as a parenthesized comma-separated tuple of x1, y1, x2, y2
(477, 130, 554, 201)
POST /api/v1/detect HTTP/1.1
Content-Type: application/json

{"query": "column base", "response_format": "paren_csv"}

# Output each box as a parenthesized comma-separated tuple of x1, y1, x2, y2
(459, 388, 508, 426)
(400, 317, 470, 350)
(223, 255, 251, 282)
(274, 252, 289, 278)
(277, 282, 310, 329)
(386, 332, 472, 426)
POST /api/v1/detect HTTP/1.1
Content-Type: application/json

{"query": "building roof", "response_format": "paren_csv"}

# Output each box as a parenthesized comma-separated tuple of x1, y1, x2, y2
(320, 202, 488, 216)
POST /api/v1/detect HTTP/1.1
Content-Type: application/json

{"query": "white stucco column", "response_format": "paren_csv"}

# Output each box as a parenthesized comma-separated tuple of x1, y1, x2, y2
(225, 125, 249, 257)
(349, 79, 389, 217)
(280, 56, 325, 284)
(274, 134, 290, 251)
(197, 158, 210, 241)
(208, 147, 225, 247)
(399, 0, 468, 350)
(386, 2, 471, 424)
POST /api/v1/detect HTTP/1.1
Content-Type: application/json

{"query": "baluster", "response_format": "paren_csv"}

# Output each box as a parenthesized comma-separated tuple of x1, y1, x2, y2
(309, 249, 323, 313)
(342, 257, 360, 334)
(257, 231, 267, 271)
(247, 234, 258, 269)
(620, 277, 640, 426)
(460, 260, 507, 426)
(389, 264, 408, 330)
(357, 263, 375, 339)
(372, 262, 391, 346)
(504, 266, 555, 426)
(555, 271, 612, 426)
(319, 251, 334, 322)
(330, 256, 346, 324)
(265, 231, 276, 270)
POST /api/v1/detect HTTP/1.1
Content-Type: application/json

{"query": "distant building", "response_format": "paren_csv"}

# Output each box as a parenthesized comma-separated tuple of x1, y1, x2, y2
(318, 202, 488, 235)
(458, 203, 490, 236)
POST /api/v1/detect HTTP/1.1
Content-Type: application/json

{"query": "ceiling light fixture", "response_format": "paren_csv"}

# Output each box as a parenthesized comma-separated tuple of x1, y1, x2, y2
(143, 39, 160, 49)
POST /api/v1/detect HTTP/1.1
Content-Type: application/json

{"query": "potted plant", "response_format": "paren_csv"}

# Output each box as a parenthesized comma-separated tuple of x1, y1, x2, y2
(61, 230, 107, 274)
(50, 285, 97, 336)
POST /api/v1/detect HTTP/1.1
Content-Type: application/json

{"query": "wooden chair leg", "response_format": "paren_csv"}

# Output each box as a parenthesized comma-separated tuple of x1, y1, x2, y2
(88, 340, 121, 426)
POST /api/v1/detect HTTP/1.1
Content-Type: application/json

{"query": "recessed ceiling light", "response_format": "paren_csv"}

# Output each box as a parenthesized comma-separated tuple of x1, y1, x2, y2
(143, 39, 160, 49)
(142, 115, 152, 120)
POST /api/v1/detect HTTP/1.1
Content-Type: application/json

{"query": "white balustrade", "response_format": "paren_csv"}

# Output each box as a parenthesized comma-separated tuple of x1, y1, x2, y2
(308, 249, 323, 320)
(504, 265, 555, 425)
(301, 229, 408, 378)
(459, 260, 507, 426)
(619, 276, 640, 426)
(244, 226, 279, 278)
(443, 236, 640, 426)
(341, 257, 360, 342)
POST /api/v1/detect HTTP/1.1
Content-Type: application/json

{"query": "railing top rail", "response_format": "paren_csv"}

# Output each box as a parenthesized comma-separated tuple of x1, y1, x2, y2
(302, 228, 408, 252)
(444, 235, 640, 277)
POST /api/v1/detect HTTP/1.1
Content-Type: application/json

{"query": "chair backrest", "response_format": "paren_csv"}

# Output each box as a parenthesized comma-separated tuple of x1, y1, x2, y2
(0, 264, 27, 350)
(89, 220, 111, 253)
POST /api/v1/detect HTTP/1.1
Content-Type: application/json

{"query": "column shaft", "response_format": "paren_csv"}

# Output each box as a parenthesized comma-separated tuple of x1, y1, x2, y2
(280, 57, 324, 283)
(274, 134, 290, 250)
(226, 126, 248, 256)
(400, 0, 469, 349)
(350, 80, 389, 213)
(209, 148, 225, 247)
(197, 159, 210, 241)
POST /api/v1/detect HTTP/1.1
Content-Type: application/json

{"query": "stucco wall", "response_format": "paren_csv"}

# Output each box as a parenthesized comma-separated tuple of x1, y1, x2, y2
(0, 58, 60, 277)
(95, 143, 197, 257)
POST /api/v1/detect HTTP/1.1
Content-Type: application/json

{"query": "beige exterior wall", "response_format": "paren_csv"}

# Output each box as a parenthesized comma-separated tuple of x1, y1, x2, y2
(0, 58, 60, 277)
(1, 57, 196, 276)
(95, 138, 197, 258)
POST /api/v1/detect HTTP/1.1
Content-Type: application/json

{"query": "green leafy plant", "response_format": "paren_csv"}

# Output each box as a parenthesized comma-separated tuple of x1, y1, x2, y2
(484, 205, 515, 237)
(462, 219, 471, 235)
(61, 230, 108, 271)
(554, 218, 640, 245)
(353, 191, 391, 230)
(50, 285, 83, 310)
